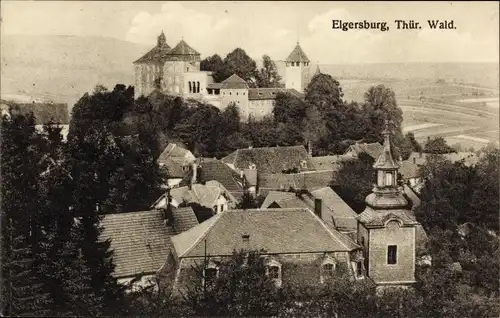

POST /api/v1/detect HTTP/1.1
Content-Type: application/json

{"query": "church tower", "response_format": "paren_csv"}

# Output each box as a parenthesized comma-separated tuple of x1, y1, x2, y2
(285, 42, 310, 93)
(357, 120, 420, 288)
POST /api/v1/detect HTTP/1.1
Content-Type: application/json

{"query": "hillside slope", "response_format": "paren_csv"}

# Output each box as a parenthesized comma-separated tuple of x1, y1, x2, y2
(1, 35, 149, 107)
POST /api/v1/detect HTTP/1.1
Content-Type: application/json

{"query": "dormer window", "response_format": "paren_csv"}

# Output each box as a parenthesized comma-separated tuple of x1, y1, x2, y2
(300, 160, 308, 169)
(266, 259, 282, 287)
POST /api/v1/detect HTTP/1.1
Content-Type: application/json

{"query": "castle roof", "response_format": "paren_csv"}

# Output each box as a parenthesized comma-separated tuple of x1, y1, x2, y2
(286, 42, 310, 63)
(220, 74, 249, 89)
(168, 39, 200, 56)
(133, 34, 172, 64)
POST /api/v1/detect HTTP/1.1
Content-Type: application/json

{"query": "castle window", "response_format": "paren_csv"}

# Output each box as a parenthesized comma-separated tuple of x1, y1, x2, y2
(229, 92, 232, 95)
(197, 81, 200, 93)
(387, 245, 397, 265)
(187, 67, 189, 71)
(189, 82, 192, 93)
(243, 92, 245, 95)
(236, 92, 239, 96)
(361, 236, 365, 247)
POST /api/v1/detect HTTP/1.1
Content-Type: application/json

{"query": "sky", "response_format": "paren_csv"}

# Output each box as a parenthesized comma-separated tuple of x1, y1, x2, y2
(1, 1, 499, 64)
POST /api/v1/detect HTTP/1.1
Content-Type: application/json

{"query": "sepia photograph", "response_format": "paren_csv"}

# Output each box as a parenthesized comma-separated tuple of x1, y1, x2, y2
(1, 1, 499, 316)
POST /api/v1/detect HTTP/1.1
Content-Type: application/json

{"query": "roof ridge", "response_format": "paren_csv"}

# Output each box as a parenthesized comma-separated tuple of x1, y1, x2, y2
(304, 208, 354, 251)
(180, 211, 226, 257)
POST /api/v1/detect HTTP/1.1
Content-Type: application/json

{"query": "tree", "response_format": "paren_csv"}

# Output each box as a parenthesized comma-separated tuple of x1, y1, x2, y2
(332, 153, 374, 212)
(424, 136, 456, 154)
(214, 48, 258, 85)
(200, 54, 224, 73)
(256, 55, 282, 88)
(1, 112, 51, 316)
(181, 250, 280, 316)
(406, 131, 422, 152)
(235, 192, 265, 209)
(305, 73, 344, 110)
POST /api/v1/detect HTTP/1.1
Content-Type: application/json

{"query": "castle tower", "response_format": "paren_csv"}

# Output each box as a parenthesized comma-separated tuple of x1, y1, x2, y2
(285, 42, 310, 93)
(357, 120, 420, 288)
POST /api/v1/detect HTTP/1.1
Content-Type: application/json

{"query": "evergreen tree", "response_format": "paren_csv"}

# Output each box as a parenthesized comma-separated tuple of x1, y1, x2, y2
(1, 112, 51, 316)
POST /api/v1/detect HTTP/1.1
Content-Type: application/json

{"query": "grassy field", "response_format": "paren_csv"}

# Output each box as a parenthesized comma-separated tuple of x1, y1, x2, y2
(339, 77, 499, 150)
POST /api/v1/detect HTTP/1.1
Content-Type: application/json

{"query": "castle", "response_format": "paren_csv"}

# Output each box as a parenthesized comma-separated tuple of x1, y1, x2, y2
(133, 31, 312, 121)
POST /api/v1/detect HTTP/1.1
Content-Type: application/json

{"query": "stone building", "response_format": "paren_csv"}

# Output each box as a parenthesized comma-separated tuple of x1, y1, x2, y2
(162, 208, 364, 295)
(133, 31, 310, 120)
(357, 121, 420, 288)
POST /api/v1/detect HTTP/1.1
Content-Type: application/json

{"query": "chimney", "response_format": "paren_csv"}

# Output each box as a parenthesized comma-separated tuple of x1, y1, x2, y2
(191, 162, 198, 185)
(314, 198, 322, 219)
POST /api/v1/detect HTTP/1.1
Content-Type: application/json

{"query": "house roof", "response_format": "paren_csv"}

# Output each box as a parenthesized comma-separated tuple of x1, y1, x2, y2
(286, 42, 310, 63)
(166, 39, 200, 57)
(198, 158, 245, 195)
(171, 206, 199, 234)
(406, 152, 479, 167)
(222, 145, 314, 175)
(399, 160, 420, 179)
(262, 187, 358, 232)
(258, 170, 334, 195)
(100, 210, 173, 278)
(206, 83, 223, 89)
(168, 180, 236, 209)
(158, 143, 194, 161)
(309, 155, 348, 171)
(346, 142, 384, 160)
(357, 206, 419, 228)
(403, 184, 421, 211)
(220, 74, 249, 89)
(247, 88, 304, 100)
(170, 208, 359, 258)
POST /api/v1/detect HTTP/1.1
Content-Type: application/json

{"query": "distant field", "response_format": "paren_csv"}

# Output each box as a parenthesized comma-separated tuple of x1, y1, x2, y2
(337, 78, 499, 150)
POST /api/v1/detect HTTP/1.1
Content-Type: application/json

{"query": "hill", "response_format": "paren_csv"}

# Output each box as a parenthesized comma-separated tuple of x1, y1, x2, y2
(1, 35, 149, 108)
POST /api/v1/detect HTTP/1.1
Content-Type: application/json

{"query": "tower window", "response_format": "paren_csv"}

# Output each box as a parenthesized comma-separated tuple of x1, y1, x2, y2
(356, 261, 363, 277)
(385, 172, 393, 186)
(387, 245, 397, 265)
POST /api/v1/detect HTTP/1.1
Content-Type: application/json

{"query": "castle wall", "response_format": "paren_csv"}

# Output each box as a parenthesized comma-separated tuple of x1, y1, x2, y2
(221, 88, 249, 121)
(135, 63, 162, 99)
(368, 222, 416, 284)
(183, 72, 212, 98)
(285, 62, 310, 93)
(248, 99, 275, 119)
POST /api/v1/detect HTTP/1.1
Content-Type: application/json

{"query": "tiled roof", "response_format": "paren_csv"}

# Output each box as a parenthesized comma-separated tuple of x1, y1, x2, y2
(258, 170, 334, 195)
(399, 160, 420, 179)
(310, 187, 358, 231)
(100, 210, 173, 278)
(167, 39, 200, 56)
(262, 187, 358, 232)
(357, 206, 419, 228)
(168, 180, 237, 209)
(222, 145, 314, 175)
(286, 43, 310, 62)
(345, 142, 384, 160)
(160, 157, 187, 178)
(171, 206, 199, 234)
(309, 155, 347, 171)
(407, 152, 479, 167)
(207, 83, 223, 89)
(220, 74, 249, 89)
(248, 88, 304, 100)
(403, 185, 421, 211)
(171, 208, 359, 258)
(158, 143, 194, 162)
(199, 158, 245, 196)
(260, 191, 296, 209)
(133, 43, 172, 64)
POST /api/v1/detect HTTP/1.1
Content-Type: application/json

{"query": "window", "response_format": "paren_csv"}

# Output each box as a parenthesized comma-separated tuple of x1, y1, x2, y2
(356, 261, 363, 276)
(242, 234, 250, 244)
(360, 236, 365, 247)
(229, 92, 232, 95)
(388, 245, 397, 265)
(385, 172, 393, 186)
(300, 160, 307, 169)
(321, 263, 335, 282)
(243, 92, 245, 95)
(197, 81, 200, 93)
(188, 82, 192, 93)
(266, 260, 282, 287)
(268, 266, 280, 279)
(203, 263, 219, 287)
(236, 92, 239, 96)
